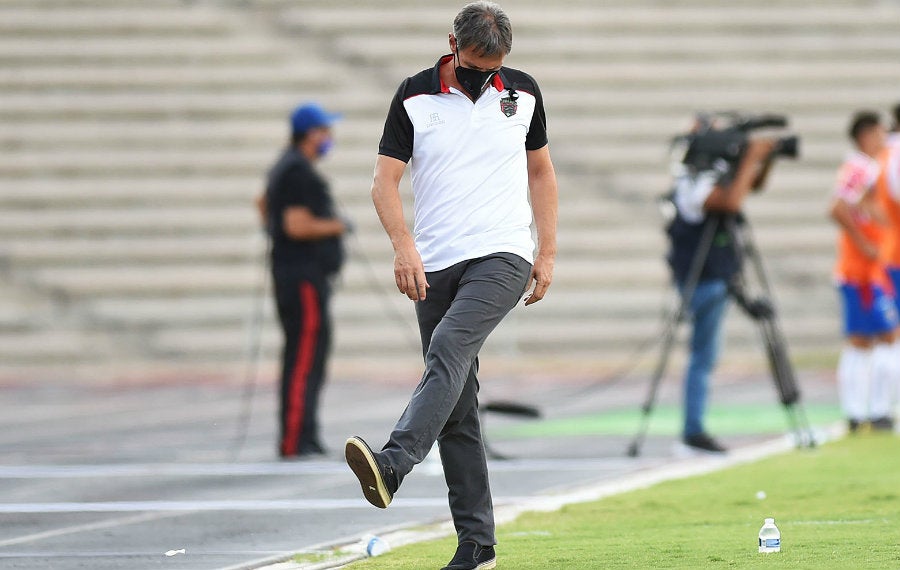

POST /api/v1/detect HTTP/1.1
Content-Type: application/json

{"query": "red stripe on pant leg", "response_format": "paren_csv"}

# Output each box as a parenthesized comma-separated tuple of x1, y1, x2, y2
(281, 281, 321, 456)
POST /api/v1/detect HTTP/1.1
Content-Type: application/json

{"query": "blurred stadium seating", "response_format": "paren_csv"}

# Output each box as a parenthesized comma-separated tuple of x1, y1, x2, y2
(2, 0, 899, 380)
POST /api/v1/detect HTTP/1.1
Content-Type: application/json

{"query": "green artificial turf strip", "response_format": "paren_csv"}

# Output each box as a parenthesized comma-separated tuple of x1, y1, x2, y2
(490, 403, 843, 438)
(347, 433, 900, 569)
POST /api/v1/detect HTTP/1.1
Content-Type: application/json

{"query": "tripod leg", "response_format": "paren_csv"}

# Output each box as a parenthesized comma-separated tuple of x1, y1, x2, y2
(791, 401, 817, 448)
(759, 317, 800, 405)
(229, 234, 271, 462)
(757, 309, 816, 447)
(627, 316, 680, 457)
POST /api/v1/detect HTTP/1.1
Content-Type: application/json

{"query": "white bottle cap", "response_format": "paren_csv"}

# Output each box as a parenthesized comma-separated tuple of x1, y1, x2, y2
(765, 518, 774, 524)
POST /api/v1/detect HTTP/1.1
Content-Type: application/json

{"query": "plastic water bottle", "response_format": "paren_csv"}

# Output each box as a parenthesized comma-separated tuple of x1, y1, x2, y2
(363, 534, 390, 557)
(758, 518, 781, 553)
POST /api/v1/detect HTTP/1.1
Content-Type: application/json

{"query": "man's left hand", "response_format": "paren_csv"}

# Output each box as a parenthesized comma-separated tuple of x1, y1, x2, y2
(524, 253, 554, 306)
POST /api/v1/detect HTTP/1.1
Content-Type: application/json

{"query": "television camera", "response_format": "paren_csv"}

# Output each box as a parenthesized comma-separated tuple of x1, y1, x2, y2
(671, 112, 800, 185)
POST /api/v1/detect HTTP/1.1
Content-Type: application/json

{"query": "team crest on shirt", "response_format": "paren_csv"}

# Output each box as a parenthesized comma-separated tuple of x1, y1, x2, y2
(499, 96, 517, 117)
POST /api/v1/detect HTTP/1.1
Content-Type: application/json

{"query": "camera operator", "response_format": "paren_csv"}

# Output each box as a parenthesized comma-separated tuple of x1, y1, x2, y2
(666, 135, 776, 454)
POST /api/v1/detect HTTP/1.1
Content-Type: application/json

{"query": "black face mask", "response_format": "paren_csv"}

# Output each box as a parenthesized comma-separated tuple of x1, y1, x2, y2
(454, 52, 496, 101)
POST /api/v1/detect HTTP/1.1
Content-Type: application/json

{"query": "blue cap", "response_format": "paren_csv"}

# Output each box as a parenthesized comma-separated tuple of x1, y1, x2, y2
(290, 102, 341, 136)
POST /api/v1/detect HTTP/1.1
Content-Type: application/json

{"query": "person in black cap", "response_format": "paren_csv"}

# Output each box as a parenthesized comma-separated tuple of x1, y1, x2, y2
(256, 102, 350, 459)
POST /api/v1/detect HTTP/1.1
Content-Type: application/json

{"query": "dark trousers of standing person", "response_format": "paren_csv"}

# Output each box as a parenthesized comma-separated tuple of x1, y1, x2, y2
(379, 252, 531, 546)
(273, 266, 332, 457)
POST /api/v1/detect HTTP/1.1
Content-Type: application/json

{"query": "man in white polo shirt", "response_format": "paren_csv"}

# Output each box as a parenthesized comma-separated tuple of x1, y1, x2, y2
(344, 2, 558, 569)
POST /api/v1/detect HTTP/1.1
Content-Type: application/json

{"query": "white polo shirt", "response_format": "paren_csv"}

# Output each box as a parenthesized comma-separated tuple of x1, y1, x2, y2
(378, 54, 549, 272)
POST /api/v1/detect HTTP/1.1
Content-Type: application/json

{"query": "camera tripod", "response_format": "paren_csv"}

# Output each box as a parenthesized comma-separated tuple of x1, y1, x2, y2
(627, 213, 815, 457)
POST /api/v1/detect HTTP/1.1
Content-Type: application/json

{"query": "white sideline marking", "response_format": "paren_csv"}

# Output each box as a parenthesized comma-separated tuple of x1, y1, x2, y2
(0, 493, 556, 514)
(0, 550, 290, 558)
(0, 497, 466, 514)
(0, 458, 651, 479)
(0, 512, 183, 548)
(0, 463, 348, 478)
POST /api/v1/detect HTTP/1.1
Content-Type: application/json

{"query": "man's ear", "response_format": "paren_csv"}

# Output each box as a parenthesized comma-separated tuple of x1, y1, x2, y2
(448, 33, 457, 54)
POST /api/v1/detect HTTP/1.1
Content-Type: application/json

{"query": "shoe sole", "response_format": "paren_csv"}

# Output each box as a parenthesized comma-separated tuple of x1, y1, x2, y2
(345, 436, 392, 509)
(441, 558, 496, 570)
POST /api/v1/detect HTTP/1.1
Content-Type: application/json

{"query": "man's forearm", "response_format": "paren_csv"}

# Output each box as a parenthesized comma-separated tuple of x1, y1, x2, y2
(530, 171, 559, 257)
(372, 178, 412, 251)
(526, 146, 559, 258)
(283, 208, 345, 240)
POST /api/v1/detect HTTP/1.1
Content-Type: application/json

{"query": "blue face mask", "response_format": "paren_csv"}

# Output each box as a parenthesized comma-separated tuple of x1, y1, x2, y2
(316, 137, 334, 157)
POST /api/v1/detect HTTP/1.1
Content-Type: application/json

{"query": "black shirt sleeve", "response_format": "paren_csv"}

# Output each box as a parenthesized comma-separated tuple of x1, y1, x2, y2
(524, 74, 548, 151)
(378, 78, 414, 163)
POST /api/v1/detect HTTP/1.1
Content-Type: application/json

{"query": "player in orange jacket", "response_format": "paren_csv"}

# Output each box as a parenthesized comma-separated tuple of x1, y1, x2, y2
(830, 111, 897, 432)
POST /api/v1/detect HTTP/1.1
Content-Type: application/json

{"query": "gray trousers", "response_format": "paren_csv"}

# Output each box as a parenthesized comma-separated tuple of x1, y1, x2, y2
(380, 252, 532, 546)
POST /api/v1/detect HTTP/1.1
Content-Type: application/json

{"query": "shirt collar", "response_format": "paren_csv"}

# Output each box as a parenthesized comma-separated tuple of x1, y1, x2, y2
(431, 54, 508, 95)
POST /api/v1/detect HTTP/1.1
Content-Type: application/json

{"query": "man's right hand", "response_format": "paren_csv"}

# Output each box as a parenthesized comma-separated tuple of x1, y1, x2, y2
(393, 240, 428, 301)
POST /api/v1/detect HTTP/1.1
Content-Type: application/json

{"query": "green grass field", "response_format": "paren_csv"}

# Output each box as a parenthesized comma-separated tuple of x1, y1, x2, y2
(346, 433, 900, 569)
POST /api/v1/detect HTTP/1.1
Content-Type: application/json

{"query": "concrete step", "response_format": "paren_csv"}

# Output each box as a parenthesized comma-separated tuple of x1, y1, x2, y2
(540, 86, 900, 115)
(0, 169, 835, 211)
(2, 220, 839, 275)
(143, 308, 842, 362)
(0, 7, 235, 37)
(0, 178, 262, 207)
(344, 32, 900, 63)
(3, 236, 262, 267)
(0, 120, 286, 150)
(77, 278, 838, 333)
(0, 207, 259, 238)
(0, 85, 885, 122)
(0, 149, 278, 178)
(280, 5, 900, 34)
(0, 174, 381, 207)
(527, 60, 900, 88)
(18, 250, 835, 301)
(0, 294, 46, 332)
(0, 37, 282, 66)
(611, 168, 835, 200)
(550, 141, 845, 172)
(560, 223, 835, 256)
(0, 147, 391, 178)
(243, 0, 868, 9)
(0, 91, 392, 121)
(0, 281, 841, 366)
(0, 115, 850, 156)
(0, 63, 340, 92)
(0, 138, 852, 179)
(0, 329, 114, 364)
(0, 205, 392, 241)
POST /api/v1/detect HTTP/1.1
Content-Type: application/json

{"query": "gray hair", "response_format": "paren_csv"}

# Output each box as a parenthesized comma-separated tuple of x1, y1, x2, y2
(453, 1, 512, 57)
